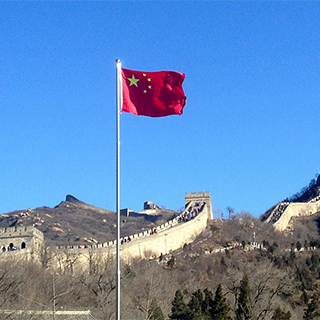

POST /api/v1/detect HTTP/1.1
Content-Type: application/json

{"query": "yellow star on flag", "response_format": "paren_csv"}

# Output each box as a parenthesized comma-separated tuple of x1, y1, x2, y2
(128, 75, 140, 87)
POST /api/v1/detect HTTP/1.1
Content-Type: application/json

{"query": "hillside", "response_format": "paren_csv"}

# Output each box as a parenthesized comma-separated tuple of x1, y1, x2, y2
(1, 183, 320, 319)
(287, 211, 320, 243)
(0, 194, 179, 247)
(1, 173, 319, 249)
(285, 173, 320, 203)
(2, 209, 319, 320)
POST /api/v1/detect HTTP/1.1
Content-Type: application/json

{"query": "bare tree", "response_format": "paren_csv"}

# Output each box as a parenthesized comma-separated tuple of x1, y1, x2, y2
(225, 260, 296, 320)
(36, 243, 54, 269)
(0, 258, 22, 308)
(226, 207, 234, 220)
(125, 258, 172, 320)
(77, 252, 116, 320)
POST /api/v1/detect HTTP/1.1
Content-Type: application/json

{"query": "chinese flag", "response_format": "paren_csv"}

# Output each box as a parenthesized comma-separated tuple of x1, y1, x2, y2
(121, 68, 186, 117)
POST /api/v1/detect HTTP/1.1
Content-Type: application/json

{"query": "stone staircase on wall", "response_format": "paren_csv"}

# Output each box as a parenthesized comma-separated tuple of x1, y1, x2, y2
(266, 196, 320, 232)
(56, 192, 213, 261)
(0, 192, 213, 268)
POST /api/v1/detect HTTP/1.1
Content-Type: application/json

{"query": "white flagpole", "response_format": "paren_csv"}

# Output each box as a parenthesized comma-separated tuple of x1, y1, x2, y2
(115, 59, 122, 320)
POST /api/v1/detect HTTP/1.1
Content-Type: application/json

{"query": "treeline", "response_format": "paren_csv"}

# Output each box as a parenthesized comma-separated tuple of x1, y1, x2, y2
(168, 276, 293, 320)
(169, 284, 232, 320)
(167, 273, 320, 320)
(284, 174, 320, 203)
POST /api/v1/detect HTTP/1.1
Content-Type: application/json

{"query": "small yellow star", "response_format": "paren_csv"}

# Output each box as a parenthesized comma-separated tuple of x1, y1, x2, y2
(147, 78, 151, 82)
(128, 75, 140, 87)
(148, 85, 152, 89)
(143, 73, 146, 77)
(143, 90, 147, 94)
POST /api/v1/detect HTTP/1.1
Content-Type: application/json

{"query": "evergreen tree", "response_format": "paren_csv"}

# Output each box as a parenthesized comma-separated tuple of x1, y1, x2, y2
(220, 257, 227, 267)
(272, 306, 291, 320)
(304, 293, 320, 319)
(193, 289, 204, 307)
(170, 290, 190, 320)
(235, 274, 254, 320)
(296, 241, 302, 252)
(311, 253, 320, 266)
(300, 290, 309, 305)
(202, 288, 214, 318)
(148, 299, 164, 320)
(210, 283, 231, 320)
(167, 255, 176, 269)
(188, 290, 204, 320)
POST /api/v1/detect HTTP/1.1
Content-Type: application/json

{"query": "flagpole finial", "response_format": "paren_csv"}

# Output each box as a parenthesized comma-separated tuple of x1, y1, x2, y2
(116, 59, 121, 64)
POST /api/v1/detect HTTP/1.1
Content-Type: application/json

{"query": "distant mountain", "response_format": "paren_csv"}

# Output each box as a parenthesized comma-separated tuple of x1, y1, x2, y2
(0, 195, 178, 247)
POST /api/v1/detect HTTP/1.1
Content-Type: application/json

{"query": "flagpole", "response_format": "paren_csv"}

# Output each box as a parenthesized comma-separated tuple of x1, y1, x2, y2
(115, 59, 121, 320)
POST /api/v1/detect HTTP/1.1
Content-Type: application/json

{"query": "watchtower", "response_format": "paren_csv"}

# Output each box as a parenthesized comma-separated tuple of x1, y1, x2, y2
(0, 226, 44, 253)
(185, 191, 212, 221)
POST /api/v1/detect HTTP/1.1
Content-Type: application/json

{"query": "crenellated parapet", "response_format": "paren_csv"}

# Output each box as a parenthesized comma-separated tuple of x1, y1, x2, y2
(0, 225, 44, 253)
(0, 192, 212, 267)
(57, 200, 208, 253)
(266, 198, 320, 232)
(185, 191, 212, 221)
(185, 191, 211, 200)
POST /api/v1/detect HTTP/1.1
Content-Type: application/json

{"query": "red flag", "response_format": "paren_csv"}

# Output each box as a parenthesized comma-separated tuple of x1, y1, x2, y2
(121, 68, 186, 117)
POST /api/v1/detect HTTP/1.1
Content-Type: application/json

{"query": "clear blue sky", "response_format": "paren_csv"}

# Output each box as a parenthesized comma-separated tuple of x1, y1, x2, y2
(1, 1, 320, 218)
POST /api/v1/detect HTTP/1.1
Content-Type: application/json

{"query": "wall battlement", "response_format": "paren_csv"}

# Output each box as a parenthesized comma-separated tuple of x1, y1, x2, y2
(0, 225, 42, 238)
(272, 200, 320, 231)
(266, 198, 320, 231)
(0, 192, 212, 267)
(55, 192, 211, 267)
(0, 225, 44, 253)
(185, 191, 212, 221)
(185, 191, 211, 200)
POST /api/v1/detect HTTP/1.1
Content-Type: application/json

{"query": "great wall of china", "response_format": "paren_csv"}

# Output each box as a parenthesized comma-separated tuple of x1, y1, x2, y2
(0, 192, 213, 267)
(266, 195, 320, 231)
(2, 187, 320, 269)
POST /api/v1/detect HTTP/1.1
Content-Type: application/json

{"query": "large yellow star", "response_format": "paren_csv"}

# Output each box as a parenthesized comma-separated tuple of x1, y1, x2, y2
(128, 75, 140, 87)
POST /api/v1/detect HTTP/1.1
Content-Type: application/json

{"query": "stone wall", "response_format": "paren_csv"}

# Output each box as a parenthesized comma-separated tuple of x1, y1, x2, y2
(185, 191, 212, 221)
(0, 192, 212, 269)
(55, 192, 212, 268)
(273, 201, 320, 231)
(0, 226, 43, 253)
(120, 201, 209, 262)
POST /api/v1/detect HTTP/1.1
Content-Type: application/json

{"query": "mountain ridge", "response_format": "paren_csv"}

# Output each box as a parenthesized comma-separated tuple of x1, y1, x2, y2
(0, 194, 178, 247)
